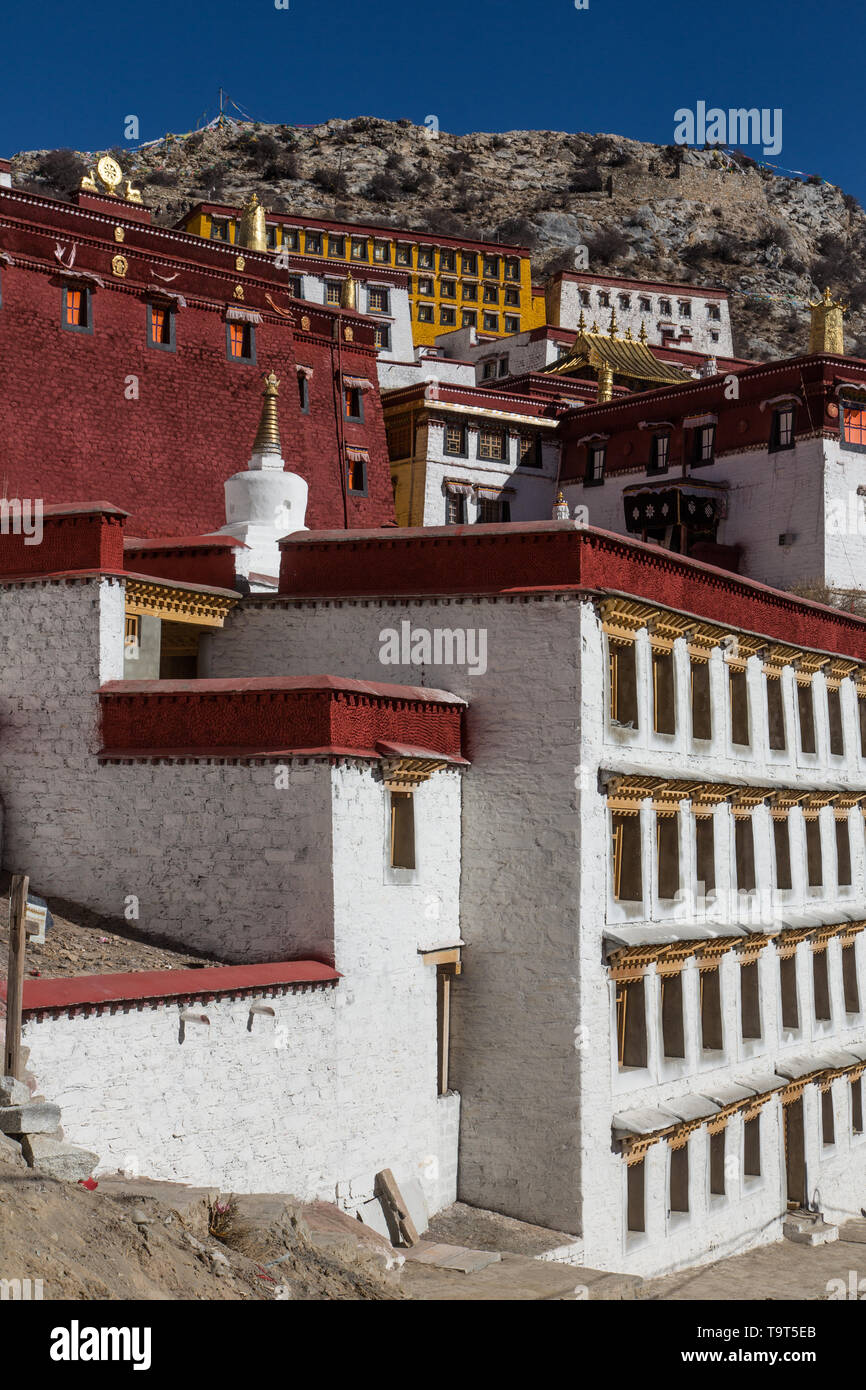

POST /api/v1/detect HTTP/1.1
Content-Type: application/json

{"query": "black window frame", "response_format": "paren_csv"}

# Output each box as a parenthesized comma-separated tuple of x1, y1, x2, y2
(439, 248, 456, 272)
(327, 234, 346, 259)
(372, 322, 391, 351)
(691, 423, 716, 469)
(445, 490, 467, 524)
(146, 301, 176, 352)
(477, 495, 511, 523)
(225, 320, 256, 365)
(61, 283, 93, 335)
(367, 286, 390, 315)
(417, 303, 434, 323)
(439, 305, 457, 327)
(443, 423, 468, 457)
(461, 310, 477, 328)
(769, 405, 795, 453)
(518, 435, 542, 468)
(298, 372, 311, 414)
(346, 452, 369, 497)
(584, 442, 607, 487)
(840, 398, 866, 453)
(648, 432, 671, 475)
(305, 231, 323, 256)
(482, 312, 499, 332)
(417, 245, 435, 270)
(344, 385, 365, 423)
(504, 314, 520, 334)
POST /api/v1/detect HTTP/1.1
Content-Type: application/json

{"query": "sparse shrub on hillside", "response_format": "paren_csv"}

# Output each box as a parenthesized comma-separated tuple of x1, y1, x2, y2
(147, 168, 179, 187)
(365, 171, 401, 201)
(400, 168, 434, 194)
(587, 227, 630, 265)
(185, 134, 204, 155)
(758, 223, 792, 251)
(445, 151, 473, 176)
(313, 166, 348, 195)
(384, 152, 404, 172)
(497, 216, 539, 249)
(34, 148, 87, 196)
(199, 164, 228, 197)
(569, 166, 603, 193)
(843, 191, 862, 215)
(781, 253, 808, 275)
(491, 135, 507, 150)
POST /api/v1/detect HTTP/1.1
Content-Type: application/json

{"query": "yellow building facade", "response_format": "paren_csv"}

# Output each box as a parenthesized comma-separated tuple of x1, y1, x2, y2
(181, 204, 545, 347)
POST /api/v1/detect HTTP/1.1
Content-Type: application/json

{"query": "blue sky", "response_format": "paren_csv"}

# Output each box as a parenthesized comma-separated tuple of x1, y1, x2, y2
(4, 0, 864, 199)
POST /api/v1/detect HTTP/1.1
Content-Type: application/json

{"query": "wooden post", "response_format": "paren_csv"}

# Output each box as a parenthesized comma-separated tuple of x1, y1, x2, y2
(3, 874, 29, 1080)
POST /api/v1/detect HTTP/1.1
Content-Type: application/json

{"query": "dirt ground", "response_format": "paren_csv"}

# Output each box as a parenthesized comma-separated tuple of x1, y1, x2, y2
(0, 1150, 402, 1301)
(0, 873, 227, 980)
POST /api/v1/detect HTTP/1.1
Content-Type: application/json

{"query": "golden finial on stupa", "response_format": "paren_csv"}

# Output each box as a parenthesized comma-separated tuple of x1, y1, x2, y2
(608, 307, 618, 338)
(340, 269, 357, 310)
(237, 192, 268, 252)
(807, 286, 846, 355)
(251, 370, 282, 456)
(577, 310, 586, 333)
(597, 361, 614, 403)
(638, 321, 648, 343)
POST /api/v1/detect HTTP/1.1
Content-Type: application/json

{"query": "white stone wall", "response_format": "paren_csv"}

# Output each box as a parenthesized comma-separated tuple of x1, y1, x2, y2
(553, 278, 733, 357)
(298, 270, 413, 362)
(561, 434, 866, 594)
(207, 593, 588, 1231)
(1, 578, 462, 1213)
(377, 358, 476, 391)
(208, 591, 866, 1273)
(419, 425, 560, 526)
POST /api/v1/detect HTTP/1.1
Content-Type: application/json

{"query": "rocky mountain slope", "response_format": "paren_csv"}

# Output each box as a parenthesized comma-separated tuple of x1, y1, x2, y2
(11, 117, 866, 360)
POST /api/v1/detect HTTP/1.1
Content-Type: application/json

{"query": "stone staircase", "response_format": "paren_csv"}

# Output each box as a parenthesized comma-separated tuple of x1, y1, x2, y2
(782, 1208, 839, 1246)
(0, 1047, 98, 1182)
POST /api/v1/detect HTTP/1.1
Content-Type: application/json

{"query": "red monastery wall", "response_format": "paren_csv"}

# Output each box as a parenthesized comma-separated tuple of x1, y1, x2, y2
(0, 190, 395, 538)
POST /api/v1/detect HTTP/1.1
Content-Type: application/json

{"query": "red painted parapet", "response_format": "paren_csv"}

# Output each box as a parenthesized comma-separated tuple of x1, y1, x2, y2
(0, 501, 127, 576)
(98, 674, 466, 761)
(0, 959, 341, 1020)
(123, 534, 245, 590)
(278, 520, 866, 662)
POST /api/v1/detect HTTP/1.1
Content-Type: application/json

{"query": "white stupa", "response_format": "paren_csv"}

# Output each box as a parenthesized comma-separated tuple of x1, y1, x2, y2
(218, 369, 308, 582)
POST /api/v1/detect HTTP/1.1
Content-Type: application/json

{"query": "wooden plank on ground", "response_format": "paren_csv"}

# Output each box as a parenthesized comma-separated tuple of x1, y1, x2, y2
(374, 1168, 420, 1248)
(3, 874, 30, 1079)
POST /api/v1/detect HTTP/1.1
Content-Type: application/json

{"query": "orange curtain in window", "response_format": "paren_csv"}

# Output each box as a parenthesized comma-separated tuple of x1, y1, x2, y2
(151, 308, 165, 341)
(64, 289, 82, 325)
(844, 407, 866, 446)
(229, 323, 245, 357)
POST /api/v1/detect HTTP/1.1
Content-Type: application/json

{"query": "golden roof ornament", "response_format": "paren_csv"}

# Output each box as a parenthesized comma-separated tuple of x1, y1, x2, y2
(552, 490, 571, 521)
(597, 361, 614, 403)
(638, 321, 648, 343)
(251, 370, 282, 456)
(340, 269, 357, 310)
(577, 310, 587, 333)
(808, 286, 846, 355)
(608, 307, 618, 338)
(237, 192, 268, 253)
(79, 154, 142, 204)
(624, 326, 633, 341)
(590, 319, 599, 334)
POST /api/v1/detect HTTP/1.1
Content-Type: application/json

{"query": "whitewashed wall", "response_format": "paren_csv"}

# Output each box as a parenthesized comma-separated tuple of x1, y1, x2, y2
(207, 590, 866, 1274)
(1, 577, 462, 1213)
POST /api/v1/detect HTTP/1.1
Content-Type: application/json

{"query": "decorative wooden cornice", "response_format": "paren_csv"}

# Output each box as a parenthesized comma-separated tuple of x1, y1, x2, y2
(741, 1093, 774, 1123)
(724, 634, 766, 672)
(795, 653, 832, 684)
(838, 922, 866, 948)
(648, 612, 696, 652)
(655, 941, 700, 976)
(125, 579, 237, 628)
(780, 1077, 812, 1104)
(668, 1119, 705, 1150)
(763, 643, 803, 678)
(691, 783, 742, 811)
(774, 926, 816, 959)
(731, 787, 772, 816)
(624, 1133, 668, 1164)
(687, 621, 730, 663)
(694, 938, 742, 968)
(770, 789, 811, 813)
(802, 791, 839, 818)
(381, 756, 449, 790)
(736, 933, 774, 964)
(609, 945, 660, 982)
(600, 596, 657, 645)
(826, 658, 860, 689)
